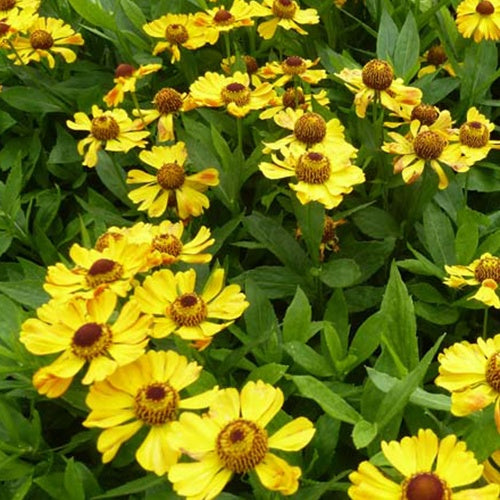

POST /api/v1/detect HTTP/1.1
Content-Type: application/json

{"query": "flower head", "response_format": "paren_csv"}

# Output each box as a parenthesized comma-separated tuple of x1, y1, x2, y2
(103, 63, 162, 107)
(349, 428, 499, 499)
(337, 59, 422, 118)
(83, 350, 217, 475)
(444, 253, 500, 308)
(456, 0, 500, 42)
(126, 142, 219, 219)
(167, 380, 315, 498)
(133, 267, 248, 345)
(257, 0, 320, 40)
(0, 5, 37, 42)
(382, 120, 467, 189)
(189, 71, 276, 118)
(418, 44, 456, 77)
(21, 291, 151, 394)
(436, 334, 500, 431)
(258, 56, 327, 87)
(0, 0, 39, 16)
(66, 105, 149, 168)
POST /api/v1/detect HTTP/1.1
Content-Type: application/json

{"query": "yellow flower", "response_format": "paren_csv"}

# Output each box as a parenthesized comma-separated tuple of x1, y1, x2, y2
(32, 366, 72, 399)
(263, 108, 358, 159)
(194, 0, 268, 44)
(456, 0, 500, 42)
(66, 105, 149, 168)
(126, 142, 219, 219)
(384, 103, 453, 132)
(336, 59, 422, 118)
(189, 71, 276, 118)
(132, 87, 190, 142)
(382, 120, 467, 189)
(83, 350, 217, 475)
(0, 0, 39, 17)
(43, 237, 151, 300)
(134, 267, 249, 343)
(435, 334, 500, 431)
(418, 44, 456, 78)
(220, 54, 261, 86)
(143, 13, 209, 63)
(257, 0, 319, 40)
(167, 380, 315, 499)
(348, 428, 499, 499)
(448, 107, 500, 166)
(7, 17, 84, 67)
(259, 87, 330, 120)
(0, 5, 37, 42)
(258, 56, 327, 87)
(444, 253, 500, 308)
(259, 144, 364, 209)
(20, 291, 151, 394)
(483, 451, 500, 484)
(103, 63, 162, 107)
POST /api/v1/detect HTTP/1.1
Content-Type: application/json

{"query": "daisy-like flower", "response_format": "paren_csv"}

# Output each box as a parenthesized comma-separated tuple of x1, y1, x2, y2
(258, 56, 327, 88)
(0, 6, 37, 43)
(132, 87, 190, 143)
(418, 44, 456, 78)
(260, 143, 364, 209)
(382, 120, 467, 189)
(7, 17, 83, 67)
(384, 103, 453, 132)
(66, 105, 149, 168)
(126, 142, 219, 219)
(193, 0, 268, 44)
(142, 13, 209, 63)
(435, 334, 500, 431)
(20, 291, 151, 396)
(444, 253, 500, 308)
(189, 71, 276, 118)
(483, 451, 500, 484)
(44, 237, 151, 300)
(336, 59, 422, 119)
(167, 380, 316, 499)
(133, 267, 249, 343)
(83, 350, 217, 475)
(0, 0, 39, 17)
(221, 54, 261, 86)
(263, 108, 358, 159)
(259, 87, 329, 120)
(449, 107, 500, 166)
(348, 428, 499, 499)
(455, 0, 500, 42)
(257, 0, 320, 40)
(103, 63, 162, 107)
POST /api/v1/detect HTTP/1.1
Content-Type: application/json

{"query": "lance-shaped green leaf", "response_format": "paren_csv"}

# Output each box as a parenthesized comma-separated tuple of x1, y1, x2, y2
(320, 259, 361, 288)
(284, 342, 334, 377)
(282, 287, 312, 343)
(423, 202, 456, 267)
(393, 12, 420, 81)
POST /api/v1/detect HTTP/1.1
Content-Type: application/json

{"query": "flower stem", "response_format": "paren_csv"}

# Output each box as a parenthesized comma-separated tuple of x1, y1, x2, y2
(237, 117, 243, 153)
(131, 91, 145, 128)
(482, 307, 489, 339)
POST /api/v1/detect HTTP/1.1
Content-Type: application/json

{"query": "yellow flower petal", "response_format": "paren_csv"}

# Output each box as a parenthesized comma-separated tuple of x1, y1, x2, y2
(268, 416, 315, 451)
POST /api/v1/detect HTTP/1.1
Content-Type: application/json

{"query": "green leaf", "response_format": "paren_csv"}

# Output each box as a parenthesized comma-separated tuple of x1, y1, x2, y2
(0, 281, 49, 309)
(119, 0, 147, 32)
(48, 124, 81, 164)
(95, 152, 130, 204)
(0, 110, 16, 134)
(292, 376, 361, 425)
(393, 12, 420, 81)
(282, 287, 312, 343)
(351, 206, 400, 240)
(422, 202, 456, 266)
(347, 311, 384, 370)
(376, 9, 398, 61)
(320, 322, 345, 372)
(323, 289, 350, 351)
(293, 199, 324, 264)
(455, 222, 479, 265)
(414, 302, 459, 325)
(63, 459, 85, 500)
(284, 342, 334, 377)
(414, 76, 459, 105)
(92, 476, 166, 499)
(352, 420, 378, 449)
(398, 244, 445, 278)
(1, 164, 22, 216)
(0, 87, 66, 113)
(67, 0, 117, 31)
(0, 232, 13, 257)
(319, 259, 361, 288)
(466, 164, 500, 193)
(246, 363, 288, 385)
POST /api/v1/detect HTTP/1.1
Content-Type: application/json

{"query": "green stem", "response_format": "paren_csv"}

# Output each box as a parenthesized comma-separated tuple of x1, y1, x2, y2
(464, 170, 469, 205)
(237, 117, 243, 153)
(224, 32, 232, 70)
(482, 308, 489, 339)
(6, 39, 26, 66)
(130, 91, 145, 128)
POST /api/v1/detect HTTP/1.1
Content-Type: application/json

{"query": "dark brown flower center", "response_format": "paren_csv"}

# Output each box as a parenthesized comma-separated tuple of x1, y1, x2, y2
(134, 382, 179, 425)
(243, 55, 258, 74)
(282, 56, 307, 75)
(411, 104, 439, 126)
(272, 0, 297, 19)
(476, 1, 495, 15)
(169, 292, 207, 327)
(295, 151, 331, 184)
(154, 87, 183, 115)
(0, 21, 9, 35)
(214, 8, 235, 25)
(413, 130, 447, 160)
(156, 163, 185, 190)
(294, 112, 327, 145)
(362, 59, 394, 90)
(474, 256, 500, 282)
(221, 82, 251, 106)
(402, 472, 450, 500)
(459, 121, 490, 148)
(86, 258, 124, 288)
(426, 45, 447, 66)
(152, 234, 183, 257)
(114, 63, 135, 78)
(94, 232, 122, 252)
(486, 353, 500, 392)
(0, 0, 16, 11)
(282, 87, 305, 109)
(90, 115, 120, 141)
(165, 23, 189, 44)
(30, 29, 54, 50)
(71, 322, 112, 361)
(216, 419, 268, 474)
